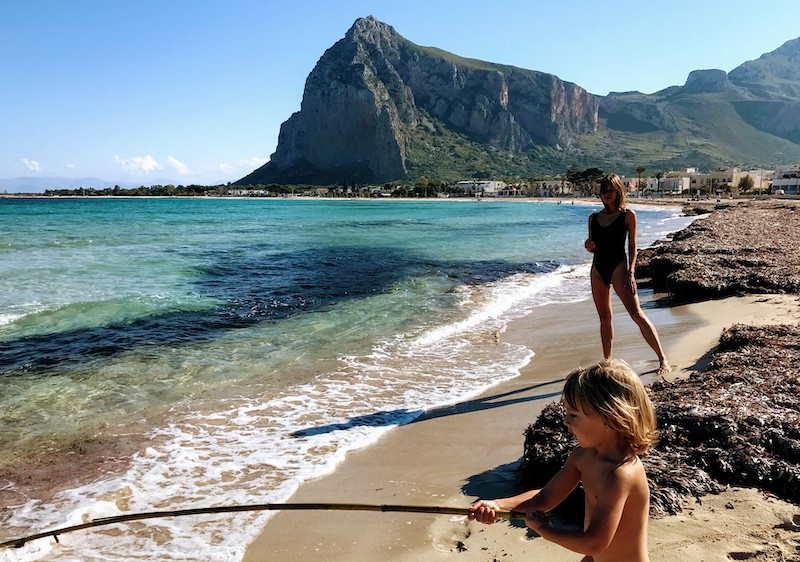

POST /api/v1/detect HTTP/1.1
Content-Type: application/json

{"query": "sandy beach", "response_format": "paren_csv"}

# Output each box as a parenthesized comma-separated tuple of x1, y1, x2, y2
(243, 201, 800, 561)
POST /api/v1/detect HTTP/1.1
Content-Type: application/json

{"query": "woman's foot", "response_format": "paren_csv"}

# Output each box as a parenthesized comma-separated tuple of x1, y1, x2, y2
(658, 358, 671, 375)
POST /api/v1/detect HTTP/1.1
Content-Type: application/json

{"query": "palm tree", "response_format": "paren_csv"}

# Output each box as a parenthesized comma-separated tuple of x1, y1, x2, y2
(635, 166, 647, 194)
(655, 171, 664, 195)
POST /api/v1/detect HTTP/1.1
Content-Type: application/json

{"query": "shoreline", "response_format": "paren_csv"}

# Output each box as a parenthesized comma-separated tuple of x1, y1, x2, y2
(1, 192, 791, 205)
(242, 201, 800, 561)
(242, 292, 800, 561)
(3, 199, 797, 560)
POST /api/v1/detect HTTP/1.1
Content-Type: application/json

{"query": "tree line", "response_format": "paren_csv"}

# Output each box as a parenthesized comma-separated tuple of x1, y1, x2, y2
(36, 165, 759, 198)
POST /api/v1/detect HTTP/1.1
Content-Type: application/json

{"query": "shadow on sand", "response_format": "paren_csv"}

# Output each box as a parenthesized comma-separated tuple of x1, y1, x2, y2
(290, 379, 564, 438)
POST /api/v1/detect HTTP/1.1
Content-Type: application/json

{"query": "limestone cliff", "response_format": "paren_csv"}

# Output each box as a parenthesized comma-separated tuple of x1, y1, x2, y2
(238, 16, 598, 185)
(683, 69, 731, 93)
(236, 18, 800, 186)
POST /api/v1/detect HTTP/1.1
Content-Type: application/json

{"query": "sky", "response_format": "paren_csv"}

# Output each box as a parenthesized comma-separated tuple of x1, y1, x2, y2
(1, 0, 798, 189)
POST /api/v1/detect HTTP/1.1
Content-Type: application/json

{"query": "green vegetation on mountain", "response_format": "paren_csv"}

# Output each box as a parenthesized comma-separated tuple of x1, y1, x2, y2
(236, 18, 800, 187)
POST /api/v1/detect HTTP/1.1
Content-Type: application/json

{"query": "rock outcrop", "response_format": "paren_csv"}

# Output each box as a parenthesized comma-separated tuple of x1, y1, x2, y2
(238, 16, 598, 185)
(683, 69, 730, 93)
(236, 19, 800, 186)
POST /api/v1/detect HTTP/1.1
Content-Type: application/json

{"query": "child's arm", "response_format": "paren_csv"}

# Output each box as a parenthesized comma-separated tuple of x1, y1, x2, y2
(525, 466, 632, 557)
(470, 449, 582, 524)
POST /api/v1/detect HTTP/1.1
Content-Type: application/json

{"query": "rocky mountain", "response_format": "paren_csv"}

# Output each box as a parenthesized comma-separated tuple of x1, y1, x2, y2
(237, 17, 800, 185)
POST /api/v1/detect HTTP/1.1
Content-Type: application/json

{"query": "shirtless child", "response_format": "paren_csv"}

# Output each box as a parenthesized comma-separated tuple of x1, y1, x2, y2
(469, 359, 658, 562)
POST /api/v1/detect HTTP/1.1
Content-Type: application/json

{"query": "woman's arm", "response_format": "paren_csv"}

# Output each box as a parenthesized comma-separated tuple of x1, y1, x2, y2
(585, 214, 596, 253)
(625, 209, 638, 291)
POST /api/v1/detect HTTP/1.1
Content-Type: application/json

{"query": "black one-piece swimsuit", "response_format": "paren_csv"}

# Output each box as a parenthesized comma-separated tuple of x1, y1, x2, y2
(591, 210, 628, 285)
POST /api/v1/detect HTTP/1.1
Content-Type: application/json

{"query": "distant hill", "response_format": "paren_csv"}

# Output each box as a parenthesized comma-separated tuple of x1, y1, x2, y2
(236, 17, 800, 186)
(0, 177, 181, 194)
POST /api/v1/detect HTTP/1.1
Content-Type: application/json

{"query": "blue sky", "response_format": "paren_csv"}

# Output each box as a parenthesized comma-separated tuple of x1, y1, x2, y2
(2, 0, 798, 188)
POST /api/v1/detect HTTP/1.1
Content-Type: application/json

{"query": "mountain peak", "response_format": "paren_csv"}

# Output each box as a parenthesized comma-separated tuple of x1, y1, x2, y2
(345, 16, 400, 43)
(683, 69, 730, 93)
(236, 23, 800, 186)
(729, 36, 800, 98)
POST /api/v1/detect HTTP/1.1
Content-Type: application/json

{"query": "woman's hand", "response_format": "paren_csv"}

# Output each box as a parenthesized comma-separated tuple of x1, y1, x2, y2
(584, 239, 596, 253)
(469, 500, 500, 524)
(627, 270, 637, 294)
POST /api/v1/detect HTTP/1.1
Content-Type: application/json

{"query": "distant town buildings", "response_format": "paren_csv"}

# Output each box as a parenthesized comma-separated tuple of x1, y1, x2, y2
(621, 166, 785, 197)
(771, 164, 800, 195)
(454, 180, 508, 196)
(222, 163, 799, 199)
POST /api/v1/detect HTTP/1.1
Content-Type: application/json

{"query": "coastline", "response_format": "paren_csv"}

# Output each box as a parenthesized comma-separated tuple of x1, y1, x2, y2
(242, 292, 800, 561)
(242, 202, 800, 561)
(2, 198, 797, 560)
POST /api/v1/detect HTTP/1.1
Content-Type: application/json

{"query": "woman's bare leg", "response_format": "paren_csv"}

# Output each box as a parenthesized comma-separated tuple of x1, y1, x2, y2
(590, 267, 614, 360)
(610, 265, 670, 373)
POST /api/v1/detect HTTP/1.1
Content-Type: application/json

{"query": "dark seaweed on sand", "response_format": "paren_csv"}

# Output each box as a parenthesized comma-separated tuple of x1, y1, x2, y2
(636, 202, 800, 301)
(518, 324, 800, 517)
(520, 202, 800, 517)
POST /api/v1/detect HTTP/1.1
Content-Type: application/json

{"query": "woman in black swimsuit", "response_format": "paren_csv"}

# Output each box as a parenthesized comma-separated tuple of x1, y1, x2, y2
(584, 173, 670, 374)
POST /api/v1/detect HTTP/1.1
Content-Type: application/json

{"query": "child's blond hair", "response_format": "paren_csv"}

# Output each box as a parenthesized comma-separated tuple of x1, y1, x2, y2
(562, 359, 658, 455)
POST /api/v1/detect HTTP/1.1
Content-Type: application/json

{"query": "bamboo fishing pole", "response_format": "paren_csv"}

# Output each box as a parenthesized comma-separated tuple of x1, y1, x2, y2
(1, 502, 526, 549)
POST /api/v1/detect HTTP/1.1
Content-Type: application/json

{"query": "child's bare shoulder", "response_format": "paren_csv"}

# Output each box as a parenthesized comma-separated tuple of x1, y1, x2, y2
(605, 455, 647, 491)
(565, 446, 595, 467)
(572, 448, 646, 488)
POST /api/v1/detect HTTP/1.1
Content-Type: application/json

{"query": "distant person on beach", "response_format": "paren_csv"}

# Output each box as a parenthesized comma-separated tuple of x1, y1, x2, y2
(470, 359, 658, 562)
(584, 173, 670, 374)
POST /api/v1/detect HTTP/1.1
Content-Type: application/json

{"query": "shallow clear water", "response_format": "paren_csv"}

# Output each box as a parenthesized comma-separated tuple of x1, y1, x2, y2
(0, 197, 692, 561)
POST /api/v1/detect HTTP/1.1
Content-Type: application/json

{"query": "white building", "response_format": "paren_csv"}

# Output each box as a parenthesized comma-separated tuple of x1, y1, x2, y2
(454, 180, 507, 196)
(684, 167, 770, 195)
(646, 176, 690, 195)
(771, 164, 800, 195)
(688, 168, 735, 194)
(618, 176, 643, 194)
(227, 189, 268, 197)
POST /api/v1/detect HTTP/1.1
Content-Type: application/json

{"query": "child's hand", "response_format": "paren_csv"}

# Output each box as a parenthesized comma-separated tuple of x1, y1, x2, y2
(468, 500, 500, 525)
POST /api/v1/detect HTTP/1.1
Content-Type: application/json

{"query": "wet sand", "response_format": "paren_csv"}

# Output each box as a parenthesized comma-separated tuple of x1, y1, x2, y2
(242, 291, 800, 561)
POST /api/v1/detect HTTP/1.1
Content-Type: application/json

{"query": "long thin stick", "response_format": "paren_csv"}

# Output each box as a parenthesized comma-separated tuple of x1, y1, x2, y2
(1, 502, 526, 549)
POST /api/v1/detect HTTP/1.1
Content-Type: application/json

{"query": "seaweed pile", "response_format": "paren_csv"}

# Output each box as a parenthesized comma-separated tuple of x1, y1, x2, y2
(519, 201, 800, 518)
(518, 323, 800, 517)
(637, 202, 800, 301)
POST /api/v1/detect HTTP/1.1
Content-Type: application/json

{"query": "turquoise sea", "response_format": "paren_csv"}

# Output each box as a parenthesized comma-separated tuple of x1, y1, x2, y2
(0, 197, 693, 561)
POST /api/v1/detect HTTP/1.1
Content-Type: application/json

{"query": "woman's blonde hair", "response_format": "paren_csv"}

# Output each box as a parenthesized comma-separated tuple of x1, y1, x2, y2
(598, 173, 628, 210)
(562, 359, 658, 455)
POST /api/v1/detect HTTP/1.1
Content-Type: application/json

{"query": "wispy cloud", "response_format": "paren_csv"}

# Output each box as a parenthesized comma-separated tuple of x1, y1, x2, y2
(65, 163, 76, 169)
(114, 154, 161, 175)
(167, 155, 190, 175)
(217, 157, 268, 175)
(21, 158, 42, 172)
(245, 156, 268, 168)
(212, 157, 267, 179)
